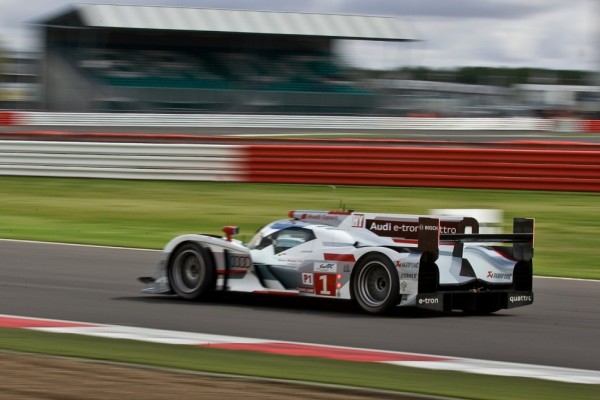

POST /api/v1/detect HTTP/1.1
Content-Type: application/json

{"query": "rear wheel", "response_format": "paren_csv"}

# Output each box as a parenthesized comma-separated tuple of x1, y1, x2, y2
(168, 243, 215, 300)
(352, 254, 400, 314)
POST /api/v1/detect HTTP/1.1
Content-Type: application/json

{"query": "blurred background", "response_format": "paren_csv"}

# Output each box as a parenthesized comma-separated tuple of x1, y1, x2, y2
(0, 0, 598, 118)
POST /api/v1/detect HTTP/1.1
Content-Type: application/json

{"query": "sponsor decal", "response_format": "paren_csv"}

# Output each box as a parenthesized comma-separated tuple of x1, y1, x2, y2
(367, 219, 458, 239)
(302, 273, 314, 286)
(419, 223, 438, 231)
(300, 213, 340, 221)
(368, 220, 418, 235)
(278, 257, 303, 265)
(439, 225, 458, 234)
(314, 262, 337, 273)
(416, 294, 444, 310)
(510, 294, 533, 303)
(397, 261, 419, 269)
(298, 287, 315, 294)
(507, 292, 534, 308)
(400, 273, 418, 279)
(487, 271, 512, 280)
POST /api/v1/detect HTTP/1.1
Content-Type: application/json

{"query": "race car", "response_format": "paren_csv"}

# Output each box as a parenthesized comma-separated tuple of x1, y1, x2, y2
(139, 210, 534, 314)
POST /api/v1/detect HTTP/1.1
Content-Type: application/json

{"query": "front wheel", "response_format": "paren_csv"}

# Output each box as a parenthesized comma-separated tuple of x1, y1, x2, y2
(352, 254, 400, 314)
(168, 243, 215, 300)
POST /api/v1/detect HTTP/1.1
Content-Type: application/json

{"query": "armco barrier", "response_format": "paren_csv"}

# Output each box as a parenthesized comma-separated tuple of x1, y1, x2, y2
(244, 145, 600, 192)
(1, 140, 599, 191)
(5, 112, 600, 132)
(7, 112, 554, 131)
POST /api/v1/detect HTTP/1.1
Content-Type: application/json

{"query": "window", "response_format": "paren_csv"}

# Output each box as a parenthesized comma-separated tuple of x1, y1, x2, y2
(250, 227, 315, 253)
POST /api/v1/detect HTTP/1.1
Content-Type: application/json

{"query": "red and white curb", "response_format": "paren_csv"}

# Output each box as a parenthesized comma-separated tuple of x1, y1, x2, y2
(1, 314, 599, 385)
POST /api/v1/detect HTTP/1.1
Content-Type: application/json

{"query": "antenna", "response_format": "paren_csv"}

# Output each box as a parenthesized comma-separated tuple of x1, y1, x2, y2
(330, 185, 344, 211)
(329, 185, 350, 212)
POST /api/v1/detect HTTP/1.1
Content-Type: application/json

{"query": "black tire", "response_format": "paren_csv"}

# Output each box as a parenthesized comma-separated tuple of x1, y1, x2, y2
(352, 253, 400, 314)
(168, 243, 215, 300)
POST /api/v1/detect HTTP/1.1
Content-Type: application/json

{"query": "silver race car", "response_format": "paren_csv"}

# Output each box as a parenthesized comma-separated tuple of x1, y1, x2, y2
(139, 210, 534, 314)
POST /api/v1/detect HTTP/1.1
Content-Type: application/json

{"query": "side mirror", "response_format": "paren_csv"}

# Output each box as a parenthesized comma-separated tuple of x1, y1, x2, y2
(222, 226, 239, 242)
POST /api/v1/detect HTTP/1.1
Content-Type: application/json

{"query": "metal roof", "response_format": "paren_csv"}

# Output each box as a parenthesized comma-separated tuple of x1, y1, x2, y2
(47, 4, 417, 41)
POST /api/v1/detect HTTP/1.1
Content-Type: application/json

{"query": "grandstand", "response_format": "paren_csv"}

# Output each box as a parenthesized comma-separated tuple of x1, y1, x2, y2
(0, 51, 39, 110)
(36, 4, 417, 114)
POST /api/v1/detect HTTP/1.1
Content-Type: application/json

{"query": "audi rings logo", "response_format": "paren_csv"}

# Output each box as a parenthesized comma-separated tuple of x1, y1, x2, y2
(229, 255, 252, 268)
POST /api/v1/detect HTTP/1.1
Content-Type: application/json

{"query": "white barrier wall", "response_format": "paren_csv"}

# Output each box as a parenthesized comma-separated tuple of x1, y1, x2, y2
(0, 141, 244, 181)
(11, 112, 554, 131)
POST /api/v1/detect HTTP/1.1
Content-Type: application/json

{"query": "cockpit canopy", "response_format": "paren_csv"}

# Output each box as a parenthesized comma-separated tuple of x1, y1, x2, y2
(248, 221, 316, 254)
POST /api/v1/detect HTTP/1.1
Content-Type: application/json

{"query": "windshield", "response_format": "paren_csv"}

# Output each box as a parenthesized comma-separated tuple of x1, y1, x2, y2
(247, 225, 268, 250)
(248, 226, 315, 253)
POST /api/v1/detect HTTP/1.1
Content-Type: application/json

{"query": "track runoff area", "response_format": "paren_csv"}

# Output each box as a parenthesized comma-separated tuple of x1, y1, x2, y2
(1, 313, 598, 385)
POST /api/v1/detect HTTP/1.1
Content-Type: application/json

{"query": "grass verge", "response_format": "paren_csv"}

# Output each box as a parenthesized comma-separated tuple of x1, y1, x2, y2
(0, 328, 597, 400)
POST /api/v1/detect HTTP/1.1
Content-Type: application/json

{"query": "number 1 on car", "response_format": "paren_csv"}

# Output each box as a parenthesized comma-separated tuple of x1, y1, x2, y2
(314, 273, 336, 296)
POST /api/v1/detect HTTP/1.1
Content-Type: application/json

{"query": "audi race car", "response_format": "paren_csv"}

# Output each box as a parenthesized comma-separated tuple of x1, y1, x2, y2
(139, 210, 534, 314)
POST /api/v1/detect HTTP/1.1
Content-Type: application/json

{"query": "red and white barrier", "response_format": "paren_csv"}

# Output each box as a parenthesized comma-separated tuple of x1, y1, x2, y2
(1, 139, 599, 191)
(243, 144, 600, 192)
(0, 111, 19, 126)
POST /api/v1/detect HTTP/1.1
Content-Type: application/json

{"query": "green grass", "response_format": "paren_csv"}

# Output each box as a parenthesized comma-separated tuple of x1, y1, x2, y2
(1, 176, 598, 279)
(1, 328, 597, 400)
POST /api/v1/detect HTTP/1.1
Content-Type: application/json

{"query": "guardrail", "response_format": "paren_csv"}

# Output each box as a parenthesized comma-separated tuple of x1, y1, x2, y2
(3, 112, 600, 132)
(1, 140, 598, 191)
(1, 111, 553, 130)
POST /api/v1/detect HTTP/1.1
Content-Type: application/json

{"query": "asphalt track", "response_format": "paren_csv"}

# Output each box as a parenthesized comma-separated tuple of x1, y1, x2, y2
(1, 239, 599, 372)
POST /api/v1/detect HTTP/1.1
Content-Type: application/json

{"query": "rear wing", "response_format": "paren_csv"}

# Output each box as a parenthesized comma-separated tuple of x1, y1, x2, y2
(418, 217, 535, 262)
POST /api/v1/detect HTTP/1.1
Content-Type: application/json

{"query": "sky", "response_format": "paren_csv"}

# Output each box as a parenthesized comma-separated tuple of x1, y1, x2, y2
(0, 0, 597, 71)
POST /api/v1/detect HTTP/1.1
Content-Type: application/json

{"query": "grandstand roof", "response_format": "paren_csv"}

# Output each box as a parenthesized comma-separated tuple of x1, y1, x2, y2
(39, 3, 417, 42)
